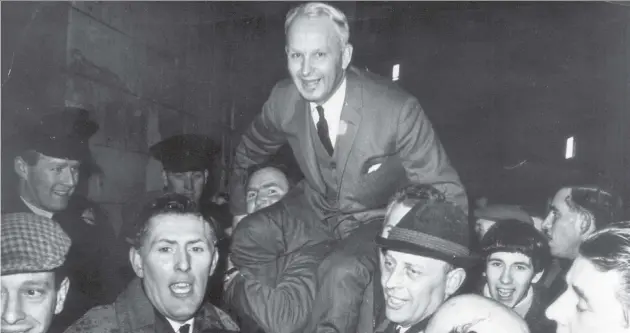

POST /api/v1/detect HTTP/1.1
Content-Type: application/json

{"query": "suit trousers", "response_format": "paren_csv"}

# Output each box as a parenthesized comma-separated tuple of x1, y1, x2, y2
(305, 218, 383, 333)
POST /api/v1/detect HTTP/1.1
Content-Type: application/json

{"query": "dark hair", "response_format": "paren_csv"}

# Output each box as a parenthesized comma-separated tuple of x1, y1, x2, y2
(564, 185, 623, 230)
(129, 193, 219, 249)
(480, 220, 551, 273)
(387, 183, 446, 210)
(246, 162, 292, 186)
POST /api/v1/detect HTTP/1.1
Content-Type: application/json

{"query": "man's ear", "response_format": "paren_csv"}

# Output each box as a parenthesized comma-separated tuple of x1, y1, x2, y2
(209, 249, 219, 277)
(14, 156, 29, 181)
(341, 43, 353, 70)
(54, 277, 70, 315)
(129, 247, 144, 278)
(445, 267, 467, 298)
(204, 170, 209, 184)
(578, 212, 595, 237)
(532, 270, 544, 284)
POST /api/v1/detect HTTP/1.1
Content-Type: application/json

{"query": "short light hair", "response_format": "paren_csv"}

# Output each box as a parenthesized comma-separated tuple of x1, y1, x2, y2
(285, 2, 350, 45)
(580, 221, 630, 309)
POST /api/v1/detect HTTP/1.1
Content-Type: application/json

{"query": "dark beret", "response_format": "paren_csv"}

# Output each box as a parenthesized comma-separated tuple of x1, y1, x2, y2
(16, 107, 99, 161)
(1, 213, 71, 275)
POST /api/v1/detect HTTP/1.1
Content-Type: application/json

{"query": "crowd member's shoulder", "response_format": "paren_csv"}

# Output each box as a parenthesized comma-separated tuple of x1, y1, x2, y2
(62, 304, 117, 333)
(200, 301, 240, 331)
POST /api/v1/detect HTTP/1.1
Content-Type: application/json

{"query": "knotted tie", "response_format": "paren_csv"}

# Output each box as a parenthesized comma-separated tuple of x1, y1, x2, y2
(179, 324, 190, 333)
(316, 105, 334, 155)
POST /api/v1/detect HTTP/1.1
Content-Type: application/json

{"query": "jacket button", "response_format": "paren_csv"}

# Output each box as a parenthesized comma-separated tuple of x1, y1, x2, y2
(330, 162, 336, 169)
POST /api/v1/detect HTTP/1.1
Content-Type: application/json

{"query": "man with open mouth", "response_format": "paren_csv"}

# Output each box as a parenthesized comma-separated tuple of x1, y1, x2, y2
(64, 193, 239, 333)
(479, 220, 555, 333)
(374, 200, 478, 333)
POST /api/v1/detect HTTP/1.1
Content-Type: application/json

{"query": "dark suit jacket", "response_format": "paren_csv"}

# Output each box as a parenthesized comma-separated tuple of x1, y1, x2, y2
(229, 67, 467, 238)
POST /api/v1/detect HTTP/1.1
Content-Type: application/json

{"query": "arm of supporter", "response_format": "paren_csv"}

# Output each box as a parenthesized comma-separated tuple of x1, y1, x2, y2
(396, 99, 469, 211)
(228, 85, 288, 217)
(225, 242, 332, 333)
(229, 211, 284, 269)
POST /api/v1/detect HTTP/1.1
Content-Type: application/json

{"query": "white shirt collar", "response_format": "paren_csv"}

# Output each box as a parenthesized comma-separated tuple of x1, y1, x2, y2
(310, 77, 347, 146)
(21, 196, 54, 218)
(166, 317, 194, 333)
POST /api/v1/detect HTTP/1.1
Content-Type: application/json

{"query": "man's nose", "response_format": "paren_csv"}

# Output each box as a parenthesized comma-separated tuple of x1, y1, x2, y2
(301, 57, 312, 76)
(175, 249, 191, 272)
(545, 293, 563, 323)
(384, 268, 405, 289)
(500, 267, 513, 284)
(2, 294, 26, 325)
(183, 175, 194, 190)
(60, 167, 77, 187)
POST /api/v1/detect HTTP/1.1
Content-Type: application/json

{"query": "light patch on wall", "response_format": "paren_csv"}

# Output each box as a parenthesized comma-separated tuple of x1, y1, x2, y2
(392, 64, 400, 81)
(565, 136, 576, 159)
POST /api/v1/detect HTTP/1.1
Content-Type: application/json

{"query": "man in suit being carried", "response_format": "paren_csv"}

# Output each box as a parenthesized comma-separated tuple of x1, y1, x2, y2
(228, 2, 467, 333)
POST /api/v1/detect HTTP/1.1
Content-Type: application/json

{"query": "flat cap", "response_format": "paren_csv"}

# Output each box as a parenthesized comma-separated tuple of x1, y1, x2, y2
(150, 134, 219, 172)
(1, 213, 72, 275)
(16, 107, 99, 161)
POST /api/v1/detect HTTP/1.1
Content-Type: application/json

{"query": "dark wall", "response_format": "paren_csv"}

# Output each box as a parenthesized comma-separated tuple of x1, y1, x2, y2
(390, 2, 630, 212)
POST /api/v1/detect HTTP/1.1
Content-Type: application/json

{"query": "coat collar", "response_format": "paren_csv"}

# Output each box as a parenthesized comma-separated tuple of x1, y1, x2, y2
(113, 278, 236, 333)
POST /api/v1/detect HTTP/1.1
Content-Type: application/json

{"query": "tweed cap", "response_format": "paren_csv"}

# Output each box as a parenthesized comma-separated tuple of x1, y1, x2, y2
(1, 213, 71, 275)
(376, 201, 479, 267)
(150, 134, 219, 172)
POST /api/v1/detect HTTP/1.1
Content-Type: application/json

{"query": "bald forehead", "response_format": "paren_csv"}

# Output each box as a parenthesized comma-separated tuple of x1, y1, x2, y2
(427, 294, 529, 333)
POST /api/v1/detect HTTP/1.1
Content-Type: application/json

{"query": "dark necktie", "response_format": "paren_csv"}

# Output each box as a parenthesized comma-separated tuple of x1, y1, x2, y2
(179, 324, 190, 333)
(316, 105, 334, 156)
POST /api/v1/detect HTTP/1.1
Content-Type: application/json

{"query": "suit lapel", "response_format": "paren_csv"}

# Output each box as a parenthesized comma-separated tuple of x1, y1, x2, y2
(335, 70, 363, 182)
(292, 97, 327, 192)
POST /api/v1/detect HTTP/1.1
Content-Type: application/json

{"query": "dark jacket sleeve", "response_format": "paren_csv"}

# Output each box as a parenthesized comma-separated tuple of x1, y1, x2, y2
(225, 241, 334, 333)
(395, 98, 468, 211)
(228, 83, 291, 216)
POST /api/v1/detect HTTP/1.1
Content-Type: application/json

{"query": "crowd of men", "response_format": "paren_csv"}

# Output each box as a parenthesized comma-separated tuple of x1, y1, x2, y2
(2, 2, 628, 333)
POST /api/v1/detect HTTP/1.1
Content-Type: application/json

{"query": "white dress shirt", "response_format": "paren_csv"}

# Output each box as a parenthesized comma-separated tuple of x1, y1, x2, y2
(21, 196, 54, 218)
(310, 77, 347, 147)
(166, 317, 195, 333)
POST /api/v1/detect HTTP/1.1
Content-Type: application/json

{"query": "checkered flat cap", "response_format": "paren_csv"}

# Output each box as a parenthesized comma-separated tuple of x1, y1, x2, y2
(1, 213, 71, 275)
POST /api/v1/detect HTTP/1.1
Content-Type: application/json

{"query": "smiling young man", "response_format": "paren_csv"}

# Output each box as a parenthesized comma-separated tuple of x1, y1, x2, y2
(64, 193, 239, 333)
(546, 221, 630, 333)
(480, 220, 555, 333)
(1, 213, 72, 333)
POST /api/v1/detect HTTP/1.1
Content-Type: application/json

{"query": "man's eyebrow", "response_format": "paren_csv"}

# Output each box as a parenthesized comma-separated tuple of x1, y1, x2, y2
(22, 280, 52, 288)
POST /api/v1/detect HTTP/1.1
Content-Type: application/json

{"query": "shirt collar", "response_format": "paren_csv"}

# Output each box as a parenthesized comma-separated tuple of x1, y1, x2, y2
(166, 317, 194, 333)
(21, 196, 54, 218)
(310, 76, 347, 113)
